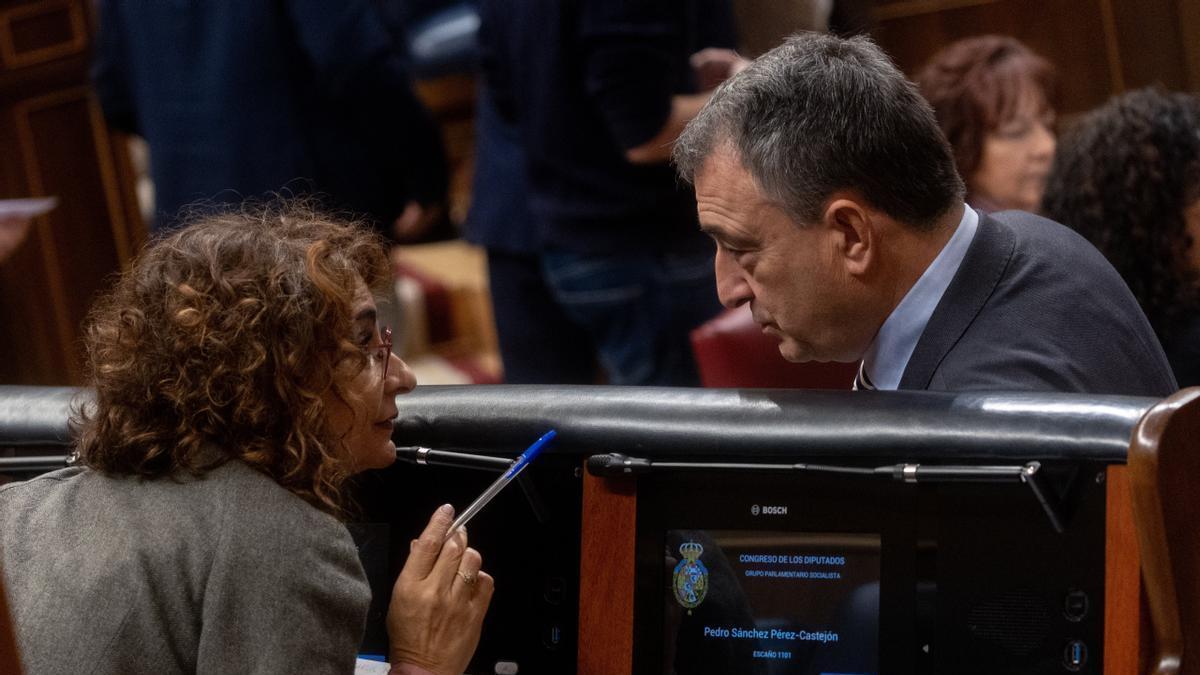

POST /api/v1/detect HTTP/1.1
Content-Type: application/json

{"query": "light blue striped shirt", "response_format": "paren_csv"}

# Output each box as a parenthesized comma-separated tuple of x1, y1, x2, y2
(861, 206, 979, 390)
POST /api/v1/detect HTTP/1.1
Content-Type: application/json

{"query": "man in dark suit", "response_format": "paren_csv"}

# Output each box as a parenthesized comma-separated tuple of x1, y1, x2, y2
(673, 33, 1176, 396)
(476, 0, 746, 386)
(92, 0, 447, 236)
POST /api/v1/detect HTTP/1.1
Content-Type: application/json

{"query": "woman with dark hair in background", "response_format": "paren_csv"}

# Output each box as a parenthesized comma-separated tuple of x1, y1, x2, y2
(916, 35, 1057, 213)
(1043, 88, 1200, 387)
(0, 203, 492, 674)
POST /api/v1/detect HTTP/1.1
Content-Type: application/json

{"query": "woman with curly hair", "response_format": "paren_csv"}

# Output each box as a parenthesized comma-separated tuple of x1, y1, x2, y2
(0, 203, 491, 674)
(1042, 88, 1200, 387)
(915, 35, 1057, 213)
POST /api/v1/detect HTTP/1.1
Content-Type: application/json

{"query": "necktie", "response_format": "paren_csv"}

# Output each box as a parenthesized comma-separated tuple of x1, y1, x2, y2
(853, 361, 876, 391)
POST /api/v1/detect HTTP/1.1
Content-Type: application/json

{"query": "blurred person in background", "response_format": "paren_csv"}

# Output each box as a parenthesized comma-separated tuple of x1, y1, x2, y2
(92, 1, 448, 240)
(476, 0, 747, 386)
(462, 88, 597, 383)
(1043, 88, 1200, 387)
(915, 35, 1057, 213)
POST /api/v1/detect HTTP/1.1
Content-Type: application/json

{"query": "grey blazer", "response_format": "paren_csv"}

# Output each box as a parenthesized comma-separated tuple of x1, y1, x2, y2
(0, 459, 370, 674)
(900, 210, 1178, 396)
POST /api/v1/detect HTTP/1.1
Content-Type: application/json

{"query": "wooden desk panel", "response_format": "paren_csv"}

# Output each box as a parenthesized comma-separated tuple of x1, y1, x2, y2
(1105, 463, 1147, 675)
(578, 471, 636, 675)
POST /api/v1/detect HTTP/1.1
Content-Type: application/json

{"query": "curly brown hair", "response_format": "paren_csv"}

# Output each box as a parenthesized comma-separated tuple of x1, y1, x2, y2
(1042, 88, 1200, 342)
(915, 35, 1056, 183)
(72, 201, 392, 516)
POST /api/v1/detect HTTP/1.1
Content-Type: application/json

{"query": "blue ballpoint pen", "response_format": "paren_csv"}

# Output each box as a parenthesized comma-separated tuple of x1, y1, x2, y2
(444, 429, 557, 542)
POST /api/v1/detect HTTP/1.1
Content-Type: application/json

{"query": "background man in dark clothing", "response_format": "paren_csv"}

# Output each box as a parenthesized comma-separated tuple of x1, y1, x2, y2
(93, 0, 447, 236)
(477, 0, 745, 385)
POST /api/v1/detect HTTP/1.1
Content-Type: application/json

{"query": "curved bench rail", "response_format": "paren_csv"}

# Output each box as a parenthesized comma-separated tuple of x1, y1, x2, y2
(389, 385, 1154, 463)
(0, 384, 1159, 464)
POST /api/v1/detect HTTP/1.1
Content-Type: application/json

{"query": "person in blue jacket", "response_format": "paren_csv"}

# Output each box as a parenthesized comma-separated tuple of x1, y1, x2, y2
(92, 0, 448, 237)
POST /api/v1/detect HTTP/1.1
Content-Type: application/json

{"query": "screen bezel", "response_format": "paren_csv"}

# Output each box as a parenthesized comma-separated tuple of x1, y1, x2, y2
(632, 470, 922, 674)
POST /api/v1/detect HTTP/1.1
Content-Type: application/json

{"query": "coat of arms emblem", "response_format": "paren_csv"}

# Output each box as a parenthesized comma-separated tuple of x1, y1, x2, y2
(672, 541, 708, 614)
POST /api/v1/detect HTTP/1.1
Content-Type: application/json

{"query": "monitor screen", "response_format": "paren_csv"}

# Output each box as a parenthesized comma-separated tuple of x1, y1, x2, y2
(662, 529, 880, 675)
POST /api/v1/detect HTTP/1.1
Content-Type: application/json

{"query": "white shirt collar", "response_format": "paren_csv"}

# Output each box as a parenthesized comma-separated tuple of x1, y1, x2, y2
(860, 206, 979, 390)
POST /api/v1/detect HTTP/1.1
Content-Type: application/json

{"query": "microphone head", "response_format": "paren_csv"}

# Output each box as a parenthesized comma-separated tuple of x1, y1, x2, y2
(585, 453, 651, 477)
(394, 446, 422, 464)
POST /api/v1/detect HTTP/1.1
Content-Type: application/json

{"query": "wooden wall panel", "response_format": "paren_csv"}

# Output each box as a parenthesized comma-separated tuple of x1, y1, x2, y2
(17, 89, 127, 339)
(872, 0, 1197, 118)
(873, 0, 1114, 113)
(0, 0, 86, 69)
(0, 0, 143, 386)
(1181, 0, 1200, 90)
(1108, 0, 1189, 92)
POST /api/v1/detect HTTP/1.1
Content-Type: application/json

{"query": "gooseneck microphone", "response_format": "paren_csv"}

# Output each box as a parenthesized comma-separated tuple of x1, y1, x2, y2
(395, 446, 511, 472)
(585, 452, 654, 476)
(585, 453, 882, 478)
(585, 453, 1065, 533)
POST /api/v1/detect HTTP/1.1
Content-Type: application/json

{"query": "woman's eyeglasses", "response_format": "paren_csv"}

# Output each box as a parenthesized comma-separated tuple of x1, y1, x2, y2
(369, 326, 394, 380)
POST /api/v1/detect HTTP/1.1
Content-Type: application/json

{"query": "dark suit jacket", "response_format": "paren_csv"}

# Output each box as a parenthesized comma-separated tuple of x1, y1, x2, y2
(477, 0, 734, 255)
(1161, 314, 1200, 389)
(900, 210, 1178, 395)
(92, 0, 446, 232)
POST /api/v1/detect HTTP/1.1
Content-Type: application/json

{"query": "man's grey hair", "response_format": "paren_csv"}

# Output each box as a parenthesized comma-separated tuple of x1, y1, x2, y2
(674, 33, 965, 228)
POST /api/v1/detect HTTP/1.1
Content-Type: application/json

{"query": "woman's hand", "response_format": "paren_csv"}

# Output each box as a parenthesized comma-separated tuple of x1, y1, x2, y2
(387, 504, 494, 675)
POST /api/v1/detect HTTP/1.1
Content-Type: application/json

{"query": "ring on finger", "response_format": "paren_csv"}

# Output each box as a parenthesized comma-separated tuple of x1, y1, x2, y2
(457, 570, 477, 586)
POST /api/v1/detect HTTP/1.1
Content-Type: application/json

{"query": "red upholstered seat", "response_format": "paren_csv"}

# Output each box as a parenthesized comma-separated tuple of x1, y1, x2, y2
(689, 306, 857, 389)
(390, 245, 502, 385)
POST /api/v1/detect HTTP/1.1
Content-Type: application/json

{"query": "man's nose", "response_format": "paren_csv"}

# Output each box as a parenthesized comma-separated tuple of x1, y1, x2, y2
(714, 248, 752, 309)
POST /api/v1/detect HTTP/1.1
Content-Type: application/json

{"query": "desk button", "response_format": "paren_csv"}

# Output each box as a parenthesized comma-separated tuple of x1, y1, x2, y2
(543, 624, 563, 650)
(1063, 590, 1089, 622)
(544, 576, 566, 605)
(493, 660, 519, 675)
(1063, 640, 1087, 671)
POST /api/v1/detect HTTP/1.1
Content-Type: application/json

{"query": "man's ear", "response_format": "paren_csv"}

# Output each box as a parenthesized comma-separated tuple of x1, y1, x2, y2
(821, 194, 873, 277)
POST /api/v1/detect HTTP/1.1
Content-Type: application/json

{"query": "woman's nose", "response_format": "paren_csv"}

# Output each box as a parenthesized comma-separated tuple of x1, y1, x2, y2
(386, 352, 417, 395)
(1032, 122, 1056, 159)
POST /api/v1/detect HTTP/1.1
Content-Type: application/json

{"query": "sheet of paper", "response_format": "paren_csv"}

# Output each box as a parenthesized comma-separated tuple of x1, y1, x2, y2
(0, 197, 58, 219)
(354, 657, 391, 675)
